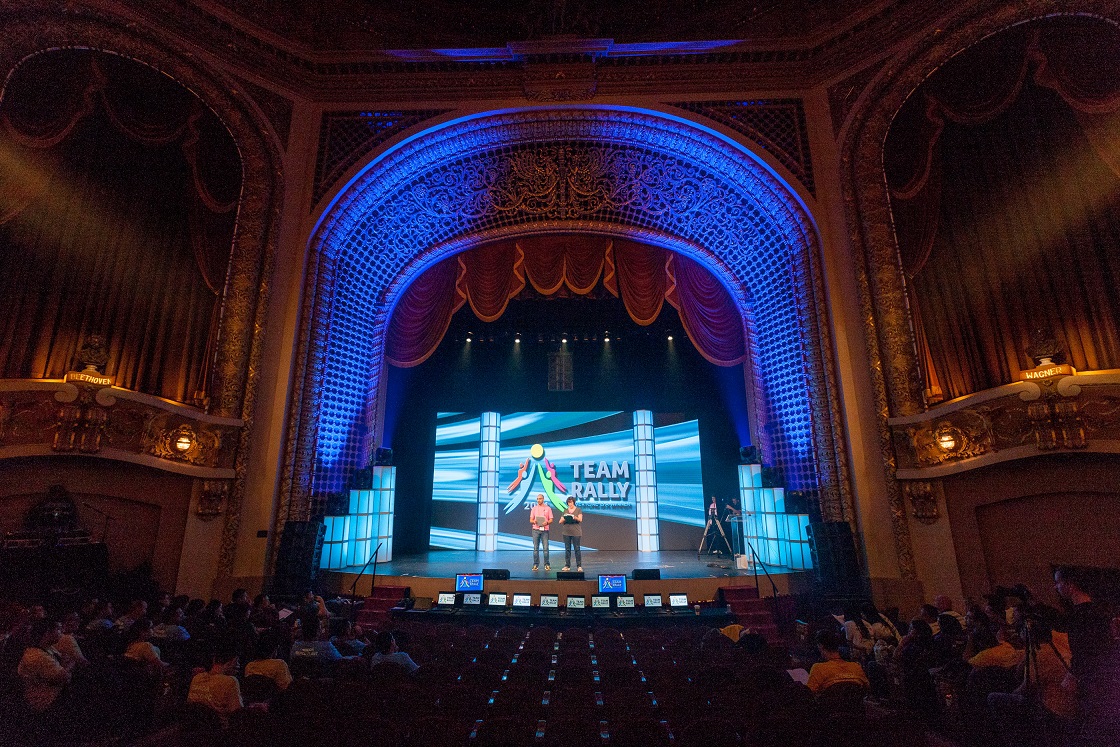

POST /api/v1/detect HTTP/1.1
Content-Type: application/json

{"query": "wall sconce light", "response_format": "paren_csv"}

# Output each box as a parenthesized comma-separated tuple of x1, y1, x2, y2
(935, 423, 959, 452)
(174, 428, 195, 453)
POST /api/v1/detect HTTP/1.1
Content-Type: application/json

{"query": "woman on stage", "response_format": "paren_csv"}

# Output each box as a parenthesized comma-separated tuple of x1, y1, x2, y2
(560, 496, 583, 572)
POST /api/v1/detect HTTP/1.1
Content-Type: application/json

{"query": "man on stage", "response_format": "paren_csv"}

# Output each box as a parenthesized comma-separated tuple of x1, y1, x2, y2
(530, 493, 553, 571)
(560, 496, 583, 572)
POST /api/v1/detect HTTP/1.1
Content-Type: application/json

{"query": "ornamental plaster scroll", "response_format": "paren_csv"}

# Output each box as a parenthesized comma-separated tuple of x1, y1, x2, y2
(0, 7, 285, 586)
(292, 107, 849, 529)
(838, 2, 1120, 579)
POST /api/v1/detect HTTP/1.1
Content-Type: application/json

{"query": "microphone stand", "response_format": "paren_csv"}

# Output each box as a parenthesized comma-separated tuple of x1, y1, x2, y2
(81, 501, 114, 543)
(349, 542, 383, 624)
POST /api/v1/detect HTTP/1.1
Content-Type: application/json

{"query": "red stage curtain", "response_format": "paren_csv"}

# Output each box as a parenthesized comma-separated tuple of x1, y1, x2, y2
(885, 17, 1120, 399)
(611, 238, 668, 325)
(459, 239, 524, 322)
(386, 257, 463, 367)
(0, 51, 240, 403)
(387, 235, 747, 368)
(666, 254, 748, 367)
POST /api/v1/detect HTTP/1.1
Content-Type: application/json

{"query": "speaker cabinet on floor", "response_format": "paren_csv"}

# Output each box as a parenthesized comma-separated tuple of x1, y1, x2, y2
(556, 571, 585, 580)
(807, 521, 862, 593)
(482, 568, 510, 580)
(273, 520, 325, 596)
(632, 568, 661, 580)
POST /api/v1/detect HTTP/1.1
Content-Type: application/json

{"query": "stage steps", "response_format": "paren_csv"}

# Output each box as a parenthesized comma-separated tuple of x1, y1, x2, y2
(356, 584, 410, 629)
(718, 586, 794, 642)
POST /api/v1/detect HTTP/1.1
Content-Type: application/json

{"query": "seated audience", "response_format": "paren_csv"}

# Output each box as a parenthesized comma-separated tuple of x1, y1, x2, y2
(367, 630, 420, 674)
(17, 618, 72, 712)
(935, 594, 966, 627)
(84, 600, 115, 633)
(187, 644, 243, 725)
(895, 618, 939, 721)
(331, 620, 368, 657)
(152, 606, 191, 642)
(54, 612, 89, 669)
(290, 615, 350, 673)
(123, 618, 171, 675)
(805, 629, 868, 693)
(244, 632, 292, 691)
(967, 625, 1024, 671)
(114, 599, 148, 632)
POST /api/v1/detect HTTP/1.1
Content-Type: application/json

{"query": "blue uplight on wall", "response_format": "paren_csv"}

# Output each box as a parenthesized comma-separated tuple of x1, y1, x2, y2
(309, 107, 826, 505)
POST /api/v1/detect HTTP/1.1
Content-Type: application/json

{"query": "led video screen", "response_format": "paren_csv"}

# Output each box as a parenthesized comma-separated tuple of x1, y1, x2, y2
(430, 411, 705, 551)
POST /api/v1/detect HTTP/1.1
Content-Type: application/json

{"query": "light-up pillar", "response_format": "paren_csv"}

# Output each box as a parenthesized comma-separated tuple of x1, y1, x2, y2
(477, 411, 501, 552)
(370, 465, 396, 561)
(633, 410, 659, 552)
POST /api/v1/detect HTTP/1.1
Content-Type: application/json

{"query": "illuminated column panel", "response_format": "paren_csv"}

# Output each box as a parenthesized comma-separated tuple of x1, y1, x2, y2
(476, 412, 501, 552)
(320, 515, 352, 570)
(633, 410, 659, 552)
(370, 466, 395, 561)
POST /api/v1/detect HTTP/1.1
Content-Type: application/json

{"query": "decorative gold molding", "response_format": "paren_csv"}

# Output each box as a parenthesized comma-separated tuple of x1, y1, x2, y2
(0, 8, 284, 588)
(839, 2, 1120, 578)
(889, 374, 1120, 478)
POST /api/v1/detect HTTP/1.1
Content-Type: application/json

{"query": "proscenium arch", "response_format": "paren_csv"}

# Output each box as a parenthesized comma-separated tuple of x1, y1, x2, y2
(294, 105, 849, 525)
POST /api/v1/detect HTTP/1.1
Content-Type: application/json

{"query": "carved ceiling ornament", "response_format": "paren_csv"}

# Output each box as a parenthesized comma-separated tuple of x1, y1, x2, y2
(292, 107, 852, 534)
(840, 3, 1120, 578)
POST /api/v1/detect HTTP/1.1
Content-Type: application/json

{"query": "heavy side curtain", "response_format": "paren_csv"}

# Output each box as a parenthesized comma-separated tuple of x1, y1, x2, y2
(387, 236, 746, 368)
(884, 17, 1120, 400)
(0, 51, 240, 403)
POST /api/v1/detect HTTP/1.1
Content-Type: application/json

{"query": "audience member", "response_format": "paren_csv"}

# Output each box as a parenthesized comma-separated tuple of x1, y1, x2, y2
(152, 606, 191, 642)
(114, 599, 148, 632)
(54, 612, 89, 669)
(17, 618, 72, 712)
(244, 631, 292, 691)
(367, 630, 419, 674)
(123, 617, 171, 676)
(895, 618, 939, 722)
(968, 625, 1024, 671)
(935, 595, 966, 627)
(84, 600, 114, 633)
(187, 643, 243, 725)
(805, 629, 868, 693)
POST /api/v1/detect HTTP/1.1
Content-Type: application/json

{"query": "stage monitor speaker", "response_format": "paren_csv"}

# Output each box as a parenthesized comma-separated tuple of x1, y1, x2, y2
(632, 568, 661, 580)
(807, 521, 862, 592)
(482, 568, 510, 580)
(375, 447, 393, 466)
(272, 520, 325, 596)
(557, 571, 585, 580)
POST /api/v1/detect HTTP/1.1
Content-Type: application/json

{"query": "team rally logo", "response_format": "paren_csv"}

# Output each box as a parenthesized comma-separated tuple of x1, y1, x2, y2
(504, 443, 567, 513)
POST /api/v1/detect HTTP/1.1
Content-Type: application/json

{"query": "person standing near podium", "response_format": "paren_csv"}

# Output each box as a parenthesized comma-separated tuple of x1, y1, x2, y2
(560, 497, 583, 572)
(530, 493, 553, 571)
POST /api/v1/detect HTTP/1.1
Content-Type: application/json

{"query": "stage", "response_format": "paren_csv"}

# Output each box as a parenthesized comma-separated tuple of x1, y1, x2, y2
(320, 550, 812, 605)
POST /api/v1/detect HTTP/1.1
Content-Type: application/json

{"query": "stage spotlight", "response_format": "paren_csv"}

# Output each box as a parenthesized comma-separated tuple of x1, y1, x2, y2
(514, 333, 521, 343)
(667, 334, 674, 341)
(561, 335, 568, 344)
(604, 336, 610, 342)
(466, 332, 473, 342)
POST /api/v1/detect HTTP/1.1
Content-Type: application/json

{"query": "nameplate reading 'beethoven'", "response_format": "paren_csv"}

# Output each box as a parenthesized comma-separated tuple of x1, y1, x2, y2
(64, 370, 114, 387)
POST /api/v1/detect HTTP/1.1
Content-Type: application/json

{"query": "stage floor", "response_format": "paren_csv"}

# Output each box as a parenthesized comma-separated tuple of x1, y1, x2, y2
(322, 550, 812, 602)
(340, 550, 765, 581)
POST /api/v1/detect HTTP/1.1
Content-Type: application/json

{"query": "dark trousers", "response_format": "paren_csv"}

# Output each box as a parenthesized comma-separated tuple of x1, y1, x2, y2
(564, 535, 581, 567)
